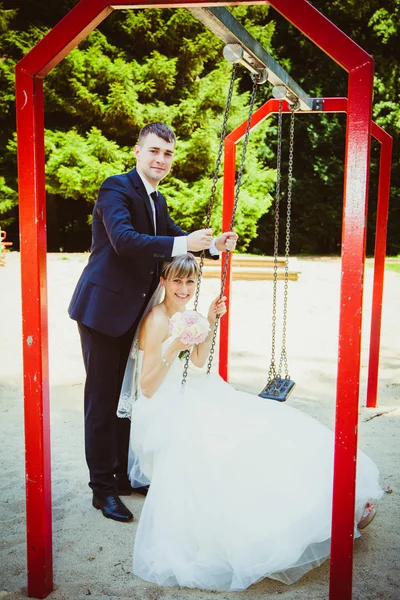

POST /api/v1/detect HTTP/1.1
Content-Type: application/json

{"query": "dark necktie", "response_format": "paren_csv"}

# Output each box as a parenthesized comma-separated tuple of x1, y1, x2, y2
(150, 191, 159, 234)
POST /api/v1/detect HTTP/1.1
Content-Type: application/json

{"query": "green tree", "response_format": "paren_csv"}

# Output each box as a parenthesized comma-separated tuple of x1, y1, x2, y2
(0, 1, 398, 256)
(1, 2, 276, 251)
(246, 0, 400, 256)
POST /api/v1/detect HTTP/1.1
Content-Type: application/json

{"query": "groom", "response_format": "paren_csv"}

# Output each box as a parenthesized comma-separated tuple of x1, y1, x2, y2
(69, 122, 238, 522)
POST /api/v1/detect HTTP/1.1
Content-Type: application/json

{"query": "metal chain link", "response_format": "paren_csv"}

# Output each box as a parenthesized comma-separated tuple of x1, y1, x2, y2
(181, 65, 237, 386)
(193, 64, 237, 314)
(267, 101, 283, 383)
(277, 102, 297, 379)
(206, 74, 260, 375)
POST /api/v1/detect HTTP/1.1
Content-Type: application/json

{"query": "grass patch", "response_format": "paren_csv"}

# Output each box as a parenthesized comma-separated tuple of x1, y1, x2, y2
(385, 263, 400, 274)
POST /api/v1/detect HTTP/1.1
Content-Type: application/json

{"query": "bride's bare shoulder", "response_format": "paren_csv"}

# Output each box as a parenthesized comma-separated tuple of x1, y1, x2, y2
(141, 304, 169, 338)
(147, 303, 169, 325)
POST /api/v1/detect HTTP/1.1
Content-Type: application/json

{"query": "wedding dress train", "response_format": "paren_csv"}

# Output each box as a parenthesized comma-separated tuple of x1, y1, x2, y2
(128, 339, 383, 591)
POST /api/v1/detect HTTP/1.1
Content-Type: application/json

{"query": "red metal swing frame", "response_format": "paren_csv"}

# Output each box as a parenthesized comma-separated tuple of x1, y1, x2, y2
(15, 1, 392, 599)
(219, 95, 392, 596)
(219, 97, 392, 409)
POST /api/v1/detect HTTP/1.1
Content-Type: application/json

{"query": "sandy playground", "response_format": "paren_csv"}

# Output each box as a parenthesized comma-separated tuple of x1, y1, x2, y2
(0, 252, 399, 600)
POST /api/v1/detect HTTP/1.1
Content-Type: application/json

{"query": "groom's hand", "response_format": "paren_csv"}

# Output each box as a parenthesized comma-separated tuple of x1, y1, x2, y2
(187, 228, 214, 252)
(215, 232, 238, 252)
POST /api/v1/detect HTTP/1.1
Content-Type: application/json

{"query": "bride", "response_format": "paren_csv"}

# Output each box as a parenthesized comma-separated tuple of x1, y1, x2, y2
(120, 253, 383, 591)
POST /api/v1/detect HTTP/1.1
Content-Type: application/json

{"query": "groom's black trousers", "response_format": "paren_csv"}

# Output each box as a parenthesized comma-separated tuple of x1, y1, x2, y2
(77, 319, 140, 494)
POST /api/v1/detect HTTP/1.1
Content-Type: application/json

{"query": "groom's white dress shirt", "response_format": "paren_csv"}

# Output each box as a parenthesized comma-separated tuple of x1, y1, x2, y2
(137, 168, 220, 257)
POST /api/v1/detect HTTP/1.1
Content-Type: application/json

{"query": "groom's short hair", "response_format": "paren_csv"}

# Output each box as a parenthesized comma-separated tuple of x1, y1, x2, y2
(137, 123, 176, 147)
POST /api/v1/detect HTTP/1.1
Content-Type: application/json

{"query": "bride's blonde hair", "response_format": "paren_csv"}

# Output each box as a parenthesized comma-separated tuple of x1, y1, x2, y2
(160, 253, 199, 281)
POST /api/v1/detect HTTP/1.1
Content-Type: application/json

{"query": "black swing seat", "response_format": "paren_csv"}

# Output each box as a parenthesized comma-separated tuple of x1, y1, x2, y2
(259, 377, 296, 402)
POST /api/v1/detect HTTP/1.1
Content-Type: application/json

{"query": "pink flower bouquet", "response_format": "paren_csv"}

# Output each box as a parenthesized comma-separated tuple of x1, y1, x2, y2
(168, 310, 210, 359)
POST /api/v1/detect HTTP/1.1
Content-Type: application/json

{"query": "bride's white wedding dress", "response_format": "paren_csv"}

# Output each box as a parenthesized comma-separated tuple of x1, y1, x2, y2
(129, 338, 383, 591)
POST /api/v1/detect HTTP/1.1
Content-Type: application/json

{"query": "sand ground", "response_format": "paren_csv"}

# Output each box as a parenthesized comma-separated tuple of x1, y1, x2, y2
(0, 253, 399, 600)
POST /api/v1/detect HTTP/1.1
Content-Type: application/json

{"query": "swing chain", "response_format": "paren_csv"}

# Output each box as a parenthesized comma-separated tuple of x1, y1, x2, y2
(206, 74, 259, 375)
(182, 64, 237, 386)
(193, 64, 237, 315)
(268, 101, 283, 383)
(259, 100, 297, 401)
(277, 103, 296, 379)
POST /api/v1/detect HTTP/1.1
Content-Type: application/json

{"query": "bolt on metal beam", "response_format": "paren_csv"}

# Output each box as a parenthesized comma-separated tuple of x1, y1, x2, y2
(188, 7, 317, 111)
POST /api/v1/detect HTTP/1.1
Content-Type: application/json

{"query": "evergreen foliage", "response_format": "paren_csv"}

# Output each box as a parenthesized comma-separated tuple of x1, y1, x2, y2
(0, 1, 398, 255)
(248, 0, 400, 256)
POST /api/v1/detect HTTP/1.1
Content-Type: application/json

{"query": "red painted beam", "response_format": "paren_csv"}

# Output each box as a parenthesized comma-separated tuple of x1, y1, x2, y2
(17, 1, 113, 78)
(16, 70, 53, 599)
(366, 124, 392, 407)
(111, 0, 265, 4)
(17, 0, 264, 77)
(226, 97, 348, 144)
(269, 0, 370, 72)
(329, 63, 374, 600)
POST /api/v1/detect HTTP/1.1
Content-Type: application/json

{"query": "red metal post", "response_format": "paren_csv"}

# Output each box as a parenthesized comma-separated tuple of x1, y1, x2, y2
(220, 138, 236, 381)
(232, 4, 375, 595)
(329, 64, 374, 600)
(16, 70, 53, 599)
(366, 124, 393, 407)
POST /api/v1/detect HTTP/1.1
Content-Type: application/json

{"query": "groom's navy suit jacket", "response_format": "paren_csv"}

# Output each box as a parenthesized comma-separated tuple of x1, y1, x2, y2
(68, 168, 187, 337)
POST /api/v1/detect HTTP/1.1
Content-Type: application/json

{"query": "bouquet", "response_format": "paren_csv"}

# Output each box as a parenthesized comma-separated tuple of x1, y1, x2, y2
(168, 310, 210, 360)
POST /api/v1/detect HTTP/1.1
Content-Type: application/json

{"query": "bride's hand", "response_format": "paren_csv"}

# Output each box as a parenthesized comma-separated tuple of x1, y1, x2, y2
(208, 295, 227, 325)
(169, 338, 192, 354)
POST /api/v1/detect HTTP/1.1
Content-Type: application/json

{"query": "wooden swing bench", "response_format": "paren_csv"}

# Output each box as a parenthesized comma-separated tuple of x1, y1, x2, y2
(197, 254, 301, 281)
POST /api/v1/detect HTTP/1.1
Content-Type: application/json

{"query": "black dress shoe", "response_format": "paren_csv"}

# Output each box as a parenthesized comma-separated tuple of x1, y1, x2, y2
(114, 474, 133, 496)
(92, 493, 134, 522)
